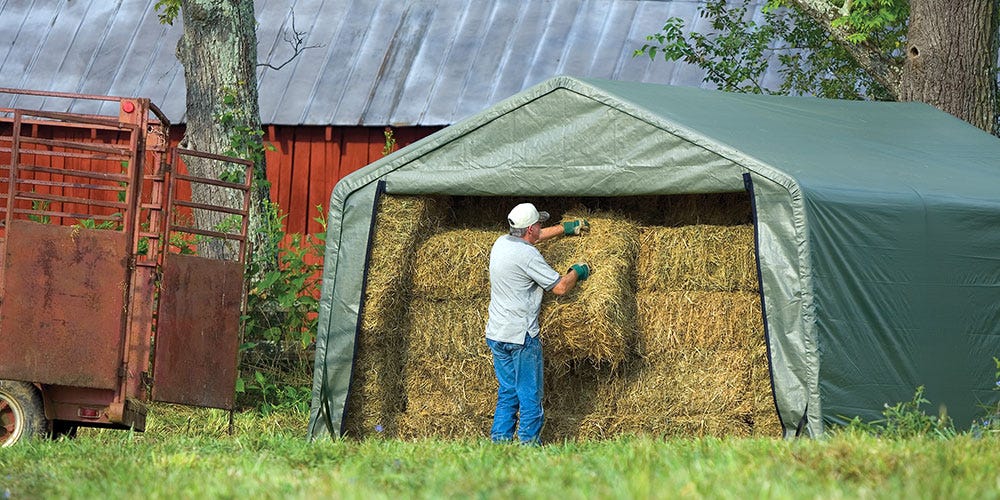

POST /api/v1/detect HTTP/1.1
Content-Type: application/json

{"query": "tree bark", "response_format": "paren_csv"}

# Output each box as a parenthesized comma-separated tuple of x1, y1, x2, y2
(176, 0, 275, 266)
(790, 0, 999, 134)
(900, 0, 998, 134)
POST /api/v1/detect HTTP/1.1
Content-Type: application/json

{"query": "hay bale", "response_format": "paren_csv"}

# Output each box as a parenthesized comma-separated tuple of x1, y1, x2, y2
(626, 287, 780, 437)
(403, 298, 496, 416)
(636, 291, 764, 354)
(404, 357, 496, 415)
(610, 193, 753, 227)
(360, 195, 450, 332)
(448, 196, 586, 230)
(405, 297, 490, 357)
(410, 210, 640, 367)
(537, 210, 640, 368)
(402, 297, 635, 441)
(553, 349, 765, 439)
(602, 350, 755, 416)
(345, 195, 449, 437)
(342, 336, 407, 437)
(396, 413, 492, 440)
(576, 413, 753, 439)
(748, 364, 783, 437)
(410, 229, 496, 300)
(637, 225, 757, 292)
(393, 292, 493, 440)
(658, 192, 753, 226)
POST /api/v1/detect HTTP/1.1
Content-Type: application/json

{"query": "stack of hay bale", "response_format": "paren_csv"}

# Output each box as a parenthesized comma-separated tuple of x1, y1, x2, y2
(345, 193, 782, 440)
(344, 195, 449, 437)
(397, 227, 497, 437)
(575, 224, 779, 437)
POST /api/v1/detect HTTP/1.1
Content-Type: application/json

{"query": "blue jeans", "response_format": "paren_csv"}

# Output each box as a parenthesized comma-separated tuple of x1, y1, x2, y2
(487, 333, 544, 444)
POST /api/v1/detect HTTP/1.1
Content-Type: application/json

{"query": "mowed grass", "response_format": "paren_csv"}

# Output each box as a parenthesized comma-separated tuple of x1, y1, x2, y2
(2, 405, 999, 499)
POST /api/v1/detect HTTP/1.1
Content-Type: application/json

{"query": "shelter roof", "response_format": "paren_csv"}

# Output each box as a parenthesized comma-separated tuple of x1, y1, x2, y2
(574, 78, 1000, 200)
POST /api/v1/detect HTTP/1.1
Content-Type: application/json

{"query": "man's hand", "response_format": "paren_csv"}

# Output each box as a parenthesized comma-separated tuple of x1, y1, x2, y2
(569, 263, 590, 281)
(562, 219, 590, 236)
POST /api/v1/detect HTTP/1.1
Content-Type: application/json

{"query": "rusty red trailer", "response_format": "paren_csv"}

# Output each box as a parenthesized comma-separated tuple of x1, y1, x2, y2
(0, 89, 251, 446)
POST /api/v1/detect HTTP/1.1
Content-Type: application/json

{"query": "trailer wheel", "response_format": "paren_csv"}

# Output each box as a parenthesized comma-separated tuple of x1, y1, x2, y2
(0, 380, 46, 447)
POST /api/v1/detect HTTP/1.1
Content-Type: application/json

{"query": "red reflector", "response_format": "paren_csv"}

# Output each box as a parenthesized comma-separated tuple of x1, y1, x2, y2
(78, 407, 101, 419)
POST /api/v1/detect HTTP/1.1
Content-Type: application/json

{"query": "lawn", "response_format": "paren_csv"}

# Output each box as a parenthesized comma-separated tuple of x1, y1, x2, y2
(2, 405, 999, 499)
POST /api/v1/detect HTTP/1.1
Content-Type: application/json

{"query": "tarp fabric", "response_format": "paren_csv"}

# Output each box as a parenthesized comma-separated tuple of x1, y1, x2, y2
(307, 76, 1000, 440)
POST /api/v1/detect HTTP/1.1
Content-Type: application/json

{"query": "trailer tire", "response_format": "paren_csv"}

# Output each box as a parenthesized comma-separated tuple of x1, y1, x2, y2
(0, 380, 46, 447)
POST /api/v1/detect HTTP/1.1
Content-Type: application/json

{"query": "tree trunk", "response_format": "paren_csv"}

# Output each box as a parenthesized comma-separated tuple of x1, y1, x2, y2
(176, 0, 276, 268)
(791, 0, 999, 135)
(900, 0, 998, 133)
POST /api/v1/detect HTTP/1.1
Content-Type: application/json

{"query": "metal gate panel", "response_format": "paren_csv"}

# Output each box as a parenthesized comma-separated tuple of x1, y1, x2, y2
(0, 220, 128, 388)
(152, 253, 242, 409)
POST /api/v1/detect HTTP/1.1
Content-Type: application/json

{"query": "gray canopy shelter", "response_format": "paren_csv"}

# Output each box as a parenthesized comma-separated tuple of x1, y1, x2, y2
(308, 76, 1000, 440)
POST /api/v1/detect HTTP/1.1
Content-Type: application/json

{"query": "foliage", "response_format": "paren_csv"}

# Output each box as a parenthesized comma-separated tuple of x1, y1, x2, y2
(837, 386, 957, 440)
(28, 199, 50, 224)
(637, 2, 778, 94)
(215, 83, 284, 284)
(153, 0, 182, 26)
(209, 81, 319, 414)
(244, 214, 324, 349)
(237, 205, 326, 413)
(73, 218, 119, 231)
(238, 370, 312, 415)
(382, 126, 397, 156)
(824, 0, 908, 45)
(635, 0, 899, 99)
(969, 356, 1000, 438)
(216, 85, 274, 186)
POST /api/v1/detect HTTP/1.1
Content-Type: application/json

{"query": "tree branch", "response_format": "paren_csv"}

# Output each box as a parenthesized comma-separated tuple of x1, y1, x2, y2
(257, 10, 323, 71)
(787, 0, 902, 97)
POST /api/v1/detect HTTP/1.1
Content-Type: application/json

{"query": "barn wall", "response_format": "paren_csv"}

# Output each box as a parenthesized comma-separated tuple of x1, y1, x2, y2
(263, 125, 440, 236)
(2, 122, 440, 237)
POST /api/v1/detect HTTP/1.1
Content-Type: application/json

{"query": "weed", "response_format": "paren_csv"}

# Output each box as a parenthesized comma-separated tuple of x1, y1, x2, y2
(969, 356, 1000, 438)
(838, 385, 956, 439)
(237, 205, 326, 412)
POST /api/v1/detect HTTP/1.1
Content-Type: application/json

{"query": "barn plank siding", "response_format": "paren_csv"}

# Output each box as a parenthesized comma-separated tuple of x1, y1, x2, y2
(261, 125, 439, 236)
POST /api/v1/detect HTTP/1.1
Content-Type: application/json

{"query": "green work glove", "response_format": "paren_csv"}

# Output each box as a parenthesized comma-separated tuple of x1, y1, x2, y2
(563, 219, 590, 236)
(569, 263, 590, 281)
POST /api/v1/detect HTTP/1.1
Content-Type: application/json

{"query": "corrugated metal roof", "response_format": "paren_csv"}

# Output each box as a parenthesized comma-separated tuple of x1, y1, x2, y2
(0, 0, 775, 125)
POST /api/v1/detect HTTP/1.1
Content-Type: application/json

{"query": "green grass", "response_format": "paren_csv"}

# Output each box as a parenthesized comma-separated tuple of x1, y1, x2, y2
(2, 406, 999, 499)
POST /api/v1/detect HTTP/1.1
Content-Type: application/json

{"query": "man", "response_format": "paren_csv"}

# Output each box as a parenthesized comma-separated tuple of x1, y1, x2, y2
(485, 202, 590, 444)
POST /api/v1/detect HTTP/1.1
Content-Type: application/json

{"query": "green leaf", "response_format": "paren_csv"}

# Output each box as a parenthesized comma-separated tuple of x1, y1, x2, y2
(255, 270, 283, 291)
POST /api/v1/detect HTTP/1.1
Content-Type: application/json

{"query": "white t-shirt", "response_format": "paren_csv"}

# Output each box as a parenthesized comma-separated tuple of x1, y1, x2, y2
(485, 235, 561, 344)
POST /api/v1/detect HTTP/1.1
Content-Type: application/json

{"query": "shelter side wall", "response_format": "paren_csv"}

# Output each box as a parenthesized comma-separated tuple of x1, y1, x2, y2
(308, 182, 381, 440)
(927, 196, 1000, 426)
(809, 189, 1000, 430)
(750, 177, 816, 436)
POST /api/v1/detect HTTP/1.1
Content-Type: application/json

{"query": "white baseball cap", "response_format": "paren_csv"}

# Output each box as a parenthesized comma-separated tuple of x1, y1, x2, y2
(507, 203, 550, 229)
